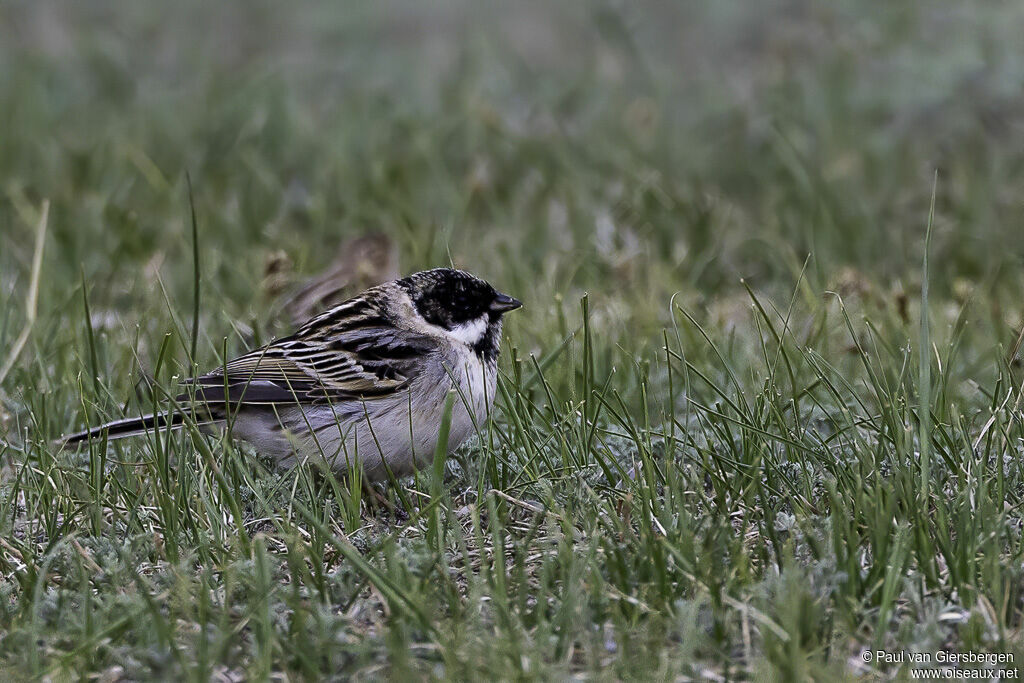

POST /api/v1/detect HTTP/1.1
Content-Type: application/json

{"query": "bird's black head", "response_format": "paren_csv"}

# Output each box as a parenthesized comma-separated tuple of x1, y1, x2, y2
(399, 268, 522, 358)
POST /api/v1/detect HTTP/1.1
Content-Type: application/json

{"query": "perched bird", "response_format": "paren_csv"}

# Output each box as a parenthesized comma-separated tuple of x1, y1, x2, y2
(64, 268, 522, 481)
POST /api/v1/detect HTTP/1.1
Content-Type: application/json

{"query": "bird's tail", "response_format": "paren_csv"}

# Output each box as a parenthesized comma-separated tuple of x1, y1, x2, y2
(62, 411, 188, 447)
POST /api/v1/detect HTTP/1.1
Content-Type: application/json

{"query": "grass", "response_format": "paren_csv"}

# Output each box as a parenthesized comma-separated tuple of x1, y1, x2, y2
(3, 0, 1024, 679)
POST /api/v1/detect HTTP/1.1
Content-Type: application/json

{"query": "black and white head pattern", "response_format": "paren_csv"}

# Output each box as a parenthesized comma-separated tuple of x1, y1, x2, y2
(398, 268, 521, 361)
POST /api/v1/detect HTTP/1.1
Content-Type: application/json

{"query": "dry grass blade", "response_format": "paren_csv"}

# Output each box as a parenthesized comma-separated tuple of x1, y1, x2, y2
(0, 199, 49, 385)
(490, 487, 565, 522)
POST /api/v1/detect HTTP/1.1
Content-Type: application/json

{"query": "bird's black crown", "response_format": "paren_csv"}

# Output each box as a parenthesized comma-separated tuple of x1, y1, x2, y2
(399, 269, 521, 357)
(399, 269, 499, 327)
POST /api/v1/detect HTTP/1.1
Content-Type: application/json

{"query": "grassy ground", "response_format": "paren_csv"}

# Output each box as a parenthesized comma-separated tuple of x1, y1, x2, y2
(3, 1, 1024, 679)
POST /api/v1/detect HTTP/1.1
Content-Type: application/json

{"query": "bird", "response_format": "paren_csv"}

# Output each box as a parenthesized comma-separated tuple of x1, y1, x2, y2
(63, 268, 522, 481)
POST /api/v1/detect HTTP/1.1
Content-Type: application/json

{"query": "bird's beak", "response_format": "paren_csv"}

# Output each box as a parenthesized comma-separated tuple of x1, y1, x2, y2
(490, 293, 523, 313)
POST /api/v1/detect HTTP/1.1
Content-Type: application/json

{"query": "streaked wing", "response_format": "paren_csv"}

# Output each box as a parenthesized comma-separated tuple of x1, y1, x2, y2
(182, 295, 437, 405)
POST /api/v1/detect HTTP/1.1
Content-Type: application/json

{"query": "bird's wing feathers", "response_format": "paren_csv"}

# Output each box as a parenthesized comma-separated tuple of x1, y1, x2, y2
(182, 296, 437, 406)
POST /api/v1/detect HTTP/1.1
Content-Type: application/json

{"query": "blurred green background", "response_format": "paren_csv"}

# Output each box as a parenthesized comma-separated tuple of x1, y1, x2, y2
(4, 1, 1024, 349)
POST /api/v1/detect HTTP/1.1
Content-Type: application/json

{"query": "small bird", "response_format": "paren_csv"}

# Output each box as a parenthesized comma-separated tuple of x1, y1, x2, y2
(64, 268, 522, 481)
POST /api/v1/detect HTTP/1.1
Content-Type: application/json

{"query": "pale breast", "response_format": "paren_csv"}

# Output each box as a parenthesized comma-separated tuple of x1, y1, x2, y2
(238, 347, 497, 480)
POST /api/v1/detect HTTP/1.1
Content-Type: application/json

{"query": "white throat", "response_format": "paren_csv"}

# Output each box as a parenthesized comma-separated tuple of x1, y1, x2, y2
(446, 315, 489, 347)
